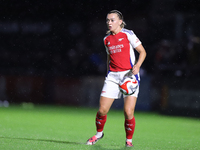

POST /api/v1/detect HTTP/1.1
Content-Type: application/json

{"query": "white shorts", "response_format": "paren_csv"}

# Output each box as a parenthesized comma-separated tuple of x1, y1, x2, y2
(101, 70, 140, 99)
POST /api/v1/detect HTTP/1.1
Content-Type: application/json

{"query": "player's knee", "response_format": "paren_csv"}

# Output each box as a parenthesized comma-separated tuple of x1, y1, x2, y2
(124, 108, 134, 119)
(98, 107, 108, 116)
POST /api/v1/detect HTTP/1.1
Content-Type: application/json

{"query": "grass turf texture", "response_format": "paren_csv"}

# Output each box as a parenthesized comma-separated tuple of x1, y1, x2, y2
(0, 105, 199, 150)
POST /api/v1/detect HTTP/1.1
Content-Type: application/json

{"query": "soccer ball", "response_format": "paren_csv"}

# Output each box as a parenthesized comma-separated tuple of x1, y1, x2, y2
(119, 76, 138, 95)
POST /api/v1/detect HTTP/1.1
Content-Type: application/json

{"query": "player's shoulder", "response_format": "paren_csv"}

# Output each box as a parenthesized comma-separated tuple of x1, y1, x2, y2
(103, 33, 111, 41)
(121, 28, 134, 36)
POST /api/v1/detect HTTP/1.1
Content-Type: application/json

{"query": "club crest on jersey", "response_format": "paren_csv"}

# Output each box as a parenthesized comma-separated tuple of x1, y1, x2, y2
(118, 38, 124, 42)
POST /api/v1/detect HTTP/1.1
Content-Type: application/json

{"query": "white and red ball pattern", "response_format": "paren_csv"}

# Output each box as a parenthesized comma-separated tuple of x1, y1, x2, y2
(119, 76, 138, 95)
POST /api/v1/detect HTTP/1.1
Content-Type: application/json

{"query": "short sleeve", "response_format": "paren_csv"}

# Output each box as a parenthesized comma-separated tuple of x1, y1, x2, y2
(127, 30, 141, 48)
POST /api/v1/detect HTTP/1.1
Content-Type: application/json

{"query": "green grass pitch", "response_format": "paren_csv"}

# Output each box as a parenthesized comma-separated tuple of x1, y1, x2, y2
(0, 105, 199, 150)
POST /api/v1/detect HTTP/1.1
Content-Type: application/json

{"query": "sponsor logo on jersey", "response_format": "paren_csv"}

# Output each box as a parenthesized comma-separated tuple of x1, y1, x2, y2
(108, 44, 124, 54)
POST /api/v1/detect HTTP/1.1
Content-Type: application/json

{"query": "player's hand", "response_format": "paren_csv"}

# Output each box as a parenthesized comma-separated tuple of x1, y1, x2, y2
(132, 65, 140, 75)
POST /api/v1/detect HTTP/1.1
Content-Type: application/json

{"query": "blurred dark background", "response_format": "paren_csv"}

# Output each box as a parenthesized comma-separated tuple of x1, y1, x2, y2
(0, 0, 200, 117)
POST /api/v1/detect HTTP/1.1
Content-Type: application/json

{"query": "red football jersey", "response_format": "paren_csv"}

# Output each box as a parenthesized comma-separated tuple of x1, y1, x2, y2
(104, 28, 141, 72)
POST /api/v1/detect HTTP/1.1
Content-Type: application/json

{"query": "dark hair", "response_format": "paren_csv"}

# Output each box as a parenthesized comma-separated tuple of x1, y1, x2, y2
(107, 10, 126, 28)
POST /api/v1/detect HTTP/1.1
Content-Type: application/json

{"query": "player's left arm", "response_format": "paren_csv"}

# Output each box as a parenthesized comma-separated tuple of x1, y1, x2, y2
(132, 44, 146, 75)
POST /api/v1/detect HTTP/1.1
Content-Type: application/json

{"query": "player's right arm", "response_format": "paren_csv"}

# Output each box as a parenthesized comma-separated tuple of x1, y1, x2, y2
(106, 54, 110, 73)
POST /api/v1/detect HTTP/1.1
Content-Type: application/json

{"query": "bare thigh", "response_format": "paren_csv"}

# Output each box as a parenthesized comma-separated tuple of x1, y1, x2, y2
(98, 96, 115, 116)
(124, 96, 137, 119)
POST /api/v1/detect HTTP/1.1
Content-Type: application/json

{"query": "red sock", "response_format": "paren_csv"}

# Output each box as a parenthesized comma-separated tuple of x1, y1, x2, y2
(125, 117, 136, 139)
(96, 112, 107, 132)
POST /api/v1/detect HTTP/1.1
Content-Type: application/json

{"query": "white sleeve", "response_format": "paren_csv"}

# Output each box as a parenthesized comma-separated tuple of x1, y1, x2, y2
(127, 30, 141, 48)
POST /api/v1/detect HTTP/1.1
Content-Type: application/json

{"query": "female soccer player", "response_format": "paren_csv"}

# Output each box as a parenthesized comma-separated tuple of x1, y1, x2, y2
(86, 10, 146, 147)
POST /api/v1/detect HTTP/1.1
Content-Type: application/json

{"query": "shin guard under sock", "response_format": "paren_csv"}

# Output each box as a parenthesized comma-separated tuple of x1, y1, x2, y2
(96, 112, 107, 132)
(125, 117, 136, 139)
